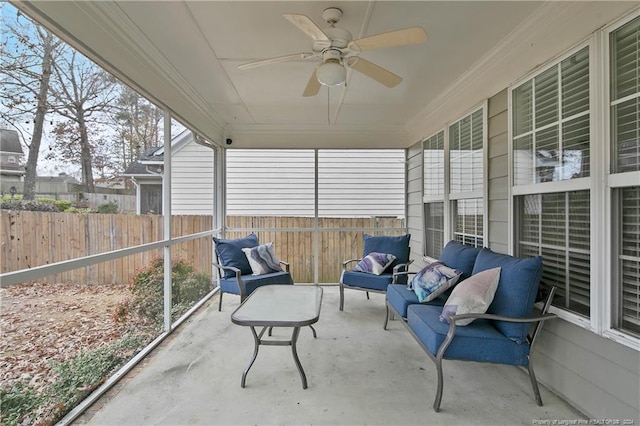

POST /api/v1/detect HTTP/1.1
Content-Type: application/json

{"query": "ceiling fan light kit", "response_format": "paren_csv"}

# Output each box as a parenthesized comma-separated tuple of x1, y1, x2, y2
(239, 7, 428, 96)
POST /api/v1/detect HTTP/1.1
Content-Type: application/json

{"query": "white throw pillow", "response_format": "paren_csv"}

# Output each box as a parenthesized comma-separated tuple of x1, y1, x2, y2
(242, 242, 282, 275)
(353, 252, 397, 275)
(439, 267, 501, 326)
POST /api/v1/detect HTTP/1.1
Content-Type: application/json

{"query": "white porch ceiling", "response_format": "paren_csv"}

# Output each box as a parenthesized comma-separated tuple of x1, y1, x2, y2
(13, 1, 639, 148)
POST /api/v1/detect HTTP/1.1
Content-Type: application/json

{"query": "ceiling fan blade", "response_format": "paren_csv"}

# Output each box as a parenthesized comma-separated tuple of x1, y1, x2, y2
(283, 13, 330, 42)
(303, 68, 321, 97)
(238, 52, 315, 70)
(349, 27, 427, 52)
(346, 57, 402, 88)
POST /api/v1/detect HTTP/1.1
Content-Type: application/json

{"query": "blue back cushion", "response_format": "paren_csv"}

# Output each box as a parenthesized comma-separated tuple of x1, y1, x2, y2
(471, 248, 544, 343)
(213, 234, 259, 278)
(438, 240, 482, 280)
(362, 234, 411, 272)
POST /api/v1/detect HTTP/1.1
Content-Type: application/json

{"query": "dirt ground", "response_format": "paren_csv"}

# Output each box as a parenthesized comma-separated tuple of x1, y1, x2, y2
(0, 282, 132, 393)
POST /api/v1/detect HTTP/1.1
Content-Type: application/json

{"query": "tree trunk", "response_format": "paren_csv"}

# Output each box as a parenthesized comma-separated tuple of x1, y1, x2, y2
(23, 33, 54, 200)
(77, 113, 95, 192)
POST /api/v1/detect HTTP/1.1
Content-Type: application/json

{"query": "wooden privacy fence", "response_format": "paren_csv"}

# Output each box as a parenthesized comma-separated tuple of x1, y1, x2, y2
(1, 211, 405, 285)
(1, 211, 213, 285)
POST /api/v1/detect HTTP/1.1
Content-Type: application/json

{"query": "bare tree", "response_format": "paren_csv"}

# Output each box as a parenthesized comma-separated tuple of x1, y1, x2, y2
(0, 6, 61, 199)
(112, 86, 163, 171)
(48, 48, 118, 192)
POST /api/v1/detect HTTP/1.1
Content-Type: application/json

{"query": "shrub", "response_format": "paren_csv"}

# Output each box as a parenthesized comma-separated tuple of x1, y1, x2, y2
(97, 201, 119, 214)
(35, 198, 73, 212)
(1, 199, 61, 212)
(114, 257, 211, 328)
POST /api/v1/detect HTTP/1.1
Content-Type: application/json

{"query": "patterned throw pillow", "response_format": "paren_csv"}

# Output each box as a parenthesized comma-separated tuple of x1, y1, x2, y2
(242, 242, 282, 275)
(439, 267, 501, 326)
(410, 262, 463, 303)
(353, 252, 397, 275)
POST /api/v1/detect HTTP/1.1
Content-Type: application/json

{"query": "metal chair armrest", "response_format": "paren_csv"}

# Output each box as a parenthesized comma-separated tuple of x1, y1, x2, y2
(342, 258, 362, 271)
(391, 260, 414, 283)
(279, 260, 290, 272)
(449, 312, 557, 325)
(212, 261, 246, 297)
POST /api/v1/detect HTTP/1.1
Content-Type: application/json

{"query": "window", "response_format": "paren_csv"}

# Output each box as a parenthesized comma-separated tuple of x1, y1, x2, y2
(423, 131, 445, 258)
(449, 109, 485, 248)
(513, 47, 590, 186)
(424, 202, 444, 259)
(422, 107, 486, 258)
(609, 16, 640, 337)
(516, 191, 590, 316)
(511, 46, 591, 318)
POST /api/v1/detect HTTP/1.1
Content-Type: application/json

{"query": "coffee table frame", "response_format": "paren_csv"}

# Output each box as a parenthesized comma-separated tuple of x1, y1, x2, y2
(230, 285, 323, 389)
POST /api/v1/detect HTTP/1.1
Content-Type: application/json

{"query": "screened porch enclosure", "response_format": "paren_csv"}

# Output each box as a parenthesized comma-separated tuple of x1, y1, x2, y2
(218, 149, 407, 284)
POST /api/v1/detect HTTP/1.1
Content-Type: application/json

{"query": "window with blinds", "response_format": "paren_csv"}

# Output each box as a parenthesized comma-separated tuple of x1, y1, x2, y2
(453, 198, 484, 248)
(424, 202, 444, 259)
(513, 47, 590, 185)
(516, 190, 591, 317)
(615, 187, 640, 335)
(610, 16, 640, 337)
(450, 110, 484, 193)
(423, 131, 445, 197)
(610, 16, 639, 174)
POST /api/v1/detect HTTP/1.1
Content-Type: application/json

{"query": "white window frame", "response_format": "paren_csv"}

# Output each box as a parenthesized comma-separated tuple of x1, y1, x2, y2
(508, 10, 640, 351)
(602, 11, 640, 349)
(422, 128, 447, 260)
(422, 103, 488, 261)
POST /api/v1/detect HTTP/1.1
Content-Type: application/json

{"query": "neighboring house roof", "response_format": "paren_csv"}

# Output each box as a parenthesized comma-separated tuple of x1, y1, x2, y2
(0, 129, 25, 175)
(123, 147, 163, 177)
(0, 129, 23, 154)
(122, 129, 192, 177)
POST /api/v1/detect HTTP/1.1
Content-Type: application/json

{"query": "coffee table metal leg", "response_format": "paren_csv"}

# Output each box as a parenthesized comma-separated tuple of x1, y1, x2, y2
(290, 326, 307, 389)
(241, 326, 261, 388)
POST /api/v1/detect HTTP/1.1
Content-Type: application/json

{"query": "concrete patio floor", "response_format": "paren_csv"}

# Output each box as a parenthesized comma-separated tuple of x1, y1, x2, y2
(79, 285, 585, 425)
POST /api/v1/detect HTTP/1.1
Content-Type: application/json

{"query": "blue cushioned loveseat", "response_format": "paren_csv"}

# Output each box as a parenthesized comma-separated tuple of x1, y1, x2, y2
(385, 241, 557, 412)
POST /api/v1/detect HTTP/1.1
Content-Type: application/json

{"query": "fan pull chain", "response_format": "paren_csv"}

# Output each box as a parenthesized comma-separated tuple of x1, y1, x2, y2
(327, 87, 330, 125)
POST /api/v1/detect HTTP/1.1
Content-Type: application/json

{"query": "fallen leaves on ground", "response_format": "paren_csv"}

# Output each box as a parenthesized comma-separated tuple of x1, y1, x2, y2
(0, 282, 132, 395)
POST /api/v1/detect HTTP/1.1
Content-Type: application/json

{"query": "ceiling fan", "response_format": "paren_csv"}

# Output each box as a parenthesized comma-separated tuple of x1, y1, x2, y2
(238, 7, 428, 97)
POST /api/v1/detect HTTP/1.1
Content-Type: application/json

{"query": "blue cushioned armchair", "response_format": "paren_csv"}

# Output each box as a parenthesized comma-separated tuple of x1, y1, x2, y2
(339, 234, 412, 311)
(213, 234, 293, 311)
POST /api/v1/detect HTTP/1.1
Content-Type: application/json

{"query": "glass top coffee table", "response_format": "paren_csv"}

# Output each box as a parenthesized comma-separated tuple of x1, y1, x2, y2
(231, 285, 323, 389)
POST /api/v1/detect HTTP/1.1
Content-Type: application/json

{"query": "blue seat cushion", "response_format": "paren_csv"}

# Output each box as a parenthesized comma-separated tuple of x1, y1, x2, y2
(472, 248, 544, 344)
(219, 271, 292, 295)
(386, 283, 447, 319)
(363, 234, 411, 272)
(407, 304, 530, 366)
(341, 270, 395, 292)
(439, 241, 482, 280)
(214, 234, 259, 278)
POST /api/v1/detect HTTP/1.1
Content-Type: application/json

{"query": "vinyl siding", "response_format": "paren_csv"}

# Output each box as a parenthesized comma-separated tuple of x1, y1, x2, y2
(170, 141, 214, 215)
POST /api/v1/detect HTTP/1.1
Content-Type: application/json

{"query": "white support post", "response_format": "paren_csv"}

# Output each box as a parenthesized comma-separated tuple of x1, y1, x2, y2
(163, 111, 172, 333)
